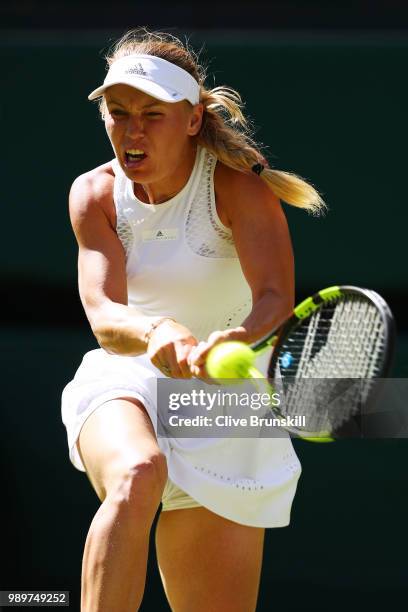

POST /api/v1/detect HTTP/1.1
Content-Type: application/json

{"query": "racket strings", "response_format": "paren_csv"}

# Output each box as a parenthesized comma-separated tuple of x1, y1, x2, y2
(279, 296, 385, 377)
(275, 377, 362, 432)
(323, 298, 382, 378)
(273, 295, 387, 433)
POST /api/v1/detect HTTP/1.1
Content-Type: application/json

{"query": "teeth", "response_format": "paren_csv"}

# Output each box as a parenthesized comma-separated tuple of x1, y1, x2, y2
(126, 149, 145, 155)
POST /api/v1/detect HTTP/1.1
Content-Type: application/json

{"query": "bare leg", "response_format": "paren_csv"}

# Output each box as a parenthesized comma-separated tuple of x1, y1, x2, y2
(156, 506, 264, 612)
(77, 398, 167, 612)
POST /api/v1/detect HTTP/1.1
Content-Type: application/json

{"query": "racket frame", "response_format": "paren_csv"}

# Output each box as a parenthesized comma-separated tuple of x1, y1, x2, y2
(251, 285, 396, 438)
(252, 285, 395, 379)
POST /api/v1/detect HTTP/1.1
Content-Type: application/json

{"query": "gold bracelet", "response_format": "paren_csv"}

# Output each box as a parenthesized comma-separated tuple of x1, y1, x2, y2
(144, 317, 175, 345)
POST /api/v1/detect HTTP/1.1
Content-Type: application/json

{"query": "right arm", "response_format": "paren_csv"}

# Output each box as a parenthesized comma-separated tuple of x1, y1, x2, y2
(69, 168, 197, 377)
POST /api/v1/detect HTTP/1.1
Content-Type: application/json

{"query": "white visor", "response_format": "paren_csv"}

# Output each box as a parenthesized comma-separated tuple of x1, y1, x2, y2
(88, 54, 200, 105)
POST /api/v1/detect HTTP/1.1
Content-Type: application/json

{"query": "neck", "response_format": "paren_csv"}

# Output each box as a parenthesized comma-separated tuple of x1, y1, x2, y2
(135, 144, 197, 205)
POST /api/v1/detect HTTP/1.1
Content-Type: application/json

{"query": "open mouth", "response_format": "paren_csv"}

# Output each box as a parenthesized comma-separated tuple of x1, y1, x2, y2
(125, 149, 147, 165)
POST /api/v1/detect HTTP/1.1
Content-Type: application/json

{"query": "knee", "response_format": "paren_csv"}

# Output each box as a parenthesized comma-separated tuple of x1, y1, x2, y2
(106, 451, 168, 512)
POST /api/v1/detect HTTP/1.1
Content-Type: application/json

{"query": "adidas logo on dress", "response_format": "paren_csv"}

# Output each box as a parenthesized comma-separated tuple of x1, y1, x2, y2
(142, 228, 179, 242)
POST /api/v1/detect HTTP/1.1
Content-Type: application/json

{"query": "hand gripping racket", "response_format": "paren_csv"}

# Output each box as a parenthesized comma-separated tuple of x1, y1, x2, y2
(207, 286, 396, 440)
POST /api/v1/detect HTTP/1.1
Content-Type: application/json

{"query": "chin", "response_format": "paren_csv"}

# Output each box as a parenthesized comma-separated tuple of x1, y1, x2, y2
(122, 160, 153, 181)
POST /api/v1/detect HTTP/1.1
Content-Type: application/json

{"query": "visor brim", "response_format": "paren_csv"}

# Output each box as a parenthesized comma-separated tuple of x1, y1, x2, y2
(88, 77, 184, 103)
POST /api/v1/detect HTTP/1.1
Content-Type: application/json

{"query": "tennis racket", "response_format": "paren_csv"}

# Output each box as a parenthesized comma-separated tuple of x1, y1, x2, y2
(208, 285, 396, 440)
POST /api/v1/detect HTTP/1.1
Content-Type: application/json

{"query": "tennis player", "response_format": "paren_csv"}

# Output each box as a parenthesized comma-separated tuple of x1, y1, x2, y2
(61, 29, 324, 612)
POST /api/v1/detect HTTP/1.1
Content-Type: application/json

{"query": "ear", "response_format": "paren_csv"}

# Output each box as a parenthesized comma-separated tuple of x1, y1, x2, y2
(187, 103, 204, 136)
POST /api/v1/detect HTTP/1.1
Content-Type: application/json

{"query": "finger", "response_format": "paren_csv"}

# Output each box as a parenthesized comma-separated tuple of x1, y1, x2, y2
(150, 347, 179, 378)
(194, 351, 210, 367)
(197, 332, 234, 366)
(151, 355, 167, 374)
(190, 363, 201, 378)
(163, 347, 185, 379)
(187, 346, 199, 367)
(170, 343, 196, 378)
(194, 341, 222, 366)
(191, 364, 210, 380)
(155, 345, 194, 378)
(176, 345, 193, 379)
(189, 341, 210, 366)
(155, 355, 172, 377)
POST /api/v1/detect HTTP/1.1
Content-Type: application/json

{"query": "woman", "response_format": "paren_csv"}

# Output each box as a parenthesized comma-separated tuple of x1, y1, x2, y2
(61, 29, 324, 612)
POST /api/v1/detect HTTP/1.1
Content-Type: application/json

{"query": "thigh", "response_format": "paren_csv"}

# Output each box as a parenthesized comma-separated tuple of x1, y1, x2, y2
(77, 397, 165, 501)
(155, 507, 265, 612)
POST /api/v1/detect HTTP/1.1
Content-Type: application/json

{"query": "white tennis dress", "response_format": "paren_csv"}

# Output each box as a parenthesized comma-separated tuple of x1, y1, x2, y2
(61, 145, 301, 527)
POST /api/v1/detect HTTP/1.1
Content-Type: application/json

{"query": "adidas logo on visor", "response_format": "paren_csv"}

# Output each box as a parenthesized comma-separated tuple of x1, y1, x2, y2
(125, 63, 148, 76)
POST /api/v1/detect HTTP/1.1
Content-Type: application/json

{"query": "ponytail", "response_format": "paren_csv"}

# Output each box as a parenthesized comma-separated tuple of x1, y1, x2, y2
(198, 86, 326, 214)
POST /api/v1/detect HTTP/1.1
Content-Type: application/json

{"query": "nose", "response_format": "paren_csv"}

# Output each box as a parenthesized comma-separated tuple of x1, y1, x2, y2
(125, 114, 145, 139)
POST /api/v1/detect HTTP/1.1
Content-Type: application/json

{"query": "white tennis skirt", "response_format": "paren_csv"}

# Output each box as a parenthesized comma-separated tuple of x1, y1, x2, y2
(61, 348, 302, 528)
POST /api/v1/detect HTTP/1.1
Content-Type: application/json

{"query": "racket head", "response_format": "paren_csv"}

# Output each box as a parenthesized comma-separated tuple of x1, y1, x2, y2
(267, 286, 396, 438)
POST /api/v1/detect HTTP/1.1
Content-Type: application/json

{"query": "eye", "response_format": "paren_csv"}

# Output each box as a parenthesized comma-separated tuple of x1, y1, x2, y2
(109, 108, 127, 117)
(146, 111, 163, 117)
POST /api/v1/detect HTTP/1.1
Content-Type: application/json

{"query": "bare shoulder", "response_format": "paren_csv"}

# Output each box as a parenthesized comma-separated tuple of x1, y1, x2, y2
(214, 161, 281, 229)
(69, 161, 116, 230)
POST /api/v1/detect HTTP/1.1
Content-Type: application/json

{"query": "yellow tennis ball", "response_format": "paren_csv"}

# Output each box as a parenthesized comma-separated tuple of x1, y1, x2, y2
(207, 341, 255, 380)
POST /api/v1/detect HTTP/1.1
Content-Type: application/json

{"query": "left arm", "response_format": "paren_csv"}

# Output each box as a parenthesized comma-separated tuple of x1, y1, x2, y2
(189, 164, 295, 375)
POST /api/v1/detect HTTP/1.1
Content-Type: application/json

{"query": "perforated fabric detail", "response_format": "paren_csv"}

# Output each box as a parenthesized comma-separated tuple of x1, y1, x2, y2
(193, 464, 265, 491)
(185, 150, 236, 258)
(223, 298, 253, 329)
(116, 208, 134, 258)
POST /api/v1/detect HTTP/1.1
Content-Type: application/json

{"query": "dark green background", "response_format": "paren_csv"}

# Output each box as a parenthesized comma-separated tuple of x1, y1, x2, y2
(2, 31, 407, 611)
(2, 31, 407, 290)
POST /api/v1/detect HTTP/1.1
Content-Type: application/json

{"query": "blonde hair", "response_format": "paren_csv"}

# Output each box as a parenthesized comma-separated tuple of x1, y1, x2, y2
(100, 28, 326, 214)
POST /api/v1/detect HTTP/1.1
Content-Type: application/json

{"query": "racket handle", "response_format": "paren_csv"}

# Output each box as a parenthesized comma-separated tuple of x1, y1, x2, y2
(252, 335, 278, 355)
